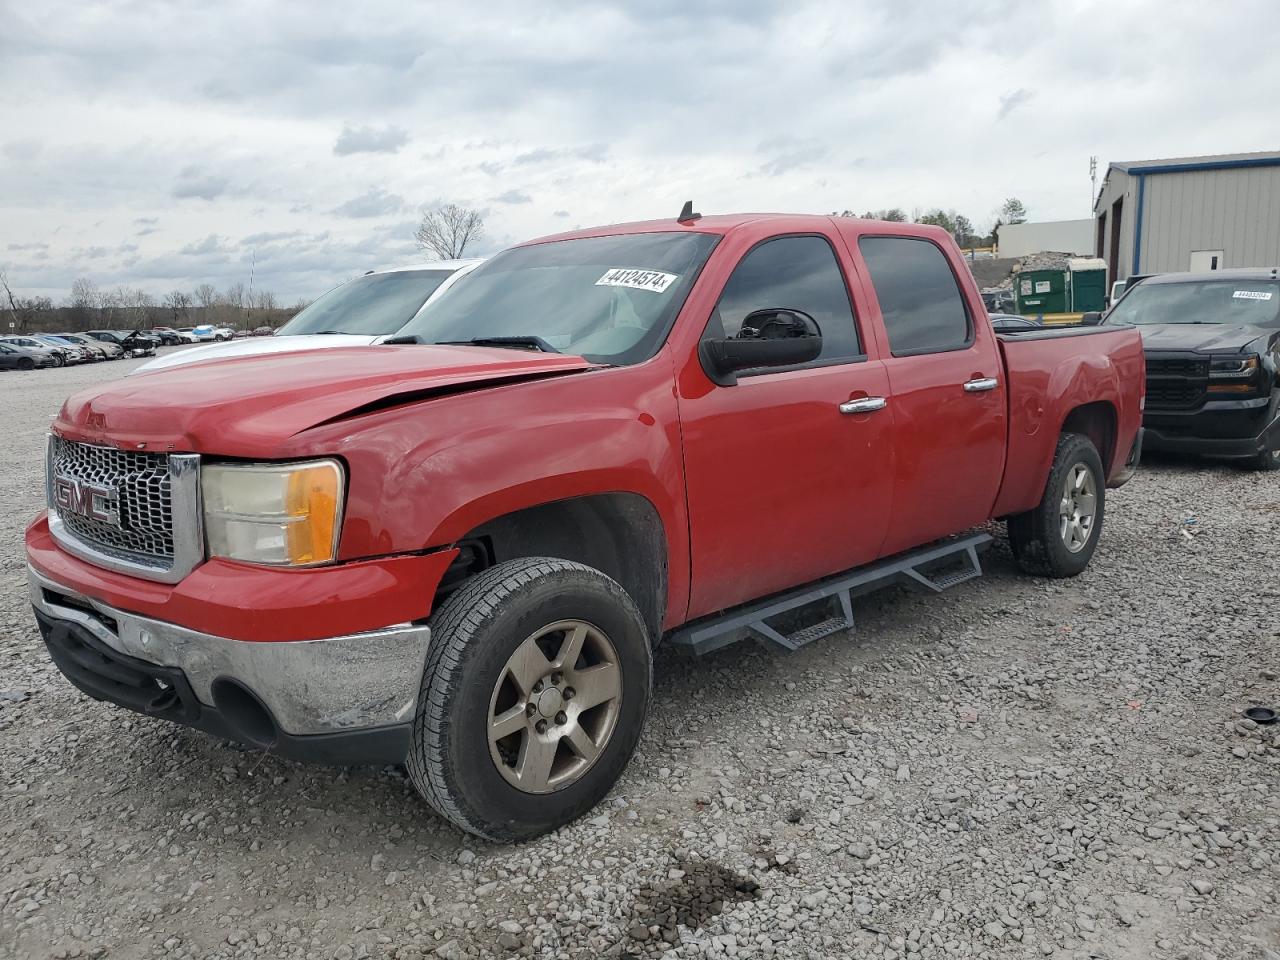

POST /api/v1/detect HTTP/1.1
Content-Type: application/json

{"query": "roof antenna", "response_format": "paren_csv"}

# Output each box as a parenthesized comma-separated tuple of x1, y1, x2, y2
(677, 200, 701, 224)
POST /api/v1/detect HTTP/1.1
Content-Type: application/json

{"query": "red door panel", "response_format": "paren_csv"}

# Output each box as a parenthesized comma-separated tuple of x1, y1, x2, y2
(678, 360, 895, 619)
(878, 348, 1006, 554)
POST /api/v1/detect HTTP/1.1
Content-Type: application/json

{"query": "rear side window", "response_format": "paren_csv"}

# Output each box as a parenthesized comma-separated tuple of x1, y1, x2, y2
(859, 236, 971, 355)
(710, 236, 861, 363)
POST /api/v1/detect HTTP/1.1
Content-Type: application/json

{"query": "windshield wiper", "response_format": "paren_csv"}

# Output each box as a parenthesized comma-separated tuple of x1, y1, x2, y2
(309, 330, 350, 335)
(433, 336, 561, 353)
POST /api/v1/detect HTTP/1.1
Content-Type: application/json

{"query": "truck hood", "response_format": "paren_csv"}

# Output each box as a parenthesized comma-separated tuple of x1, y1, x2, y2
(56, 345, 595, 455)
(130, 333, 377, 375)
(1136, 323, 1275, 354)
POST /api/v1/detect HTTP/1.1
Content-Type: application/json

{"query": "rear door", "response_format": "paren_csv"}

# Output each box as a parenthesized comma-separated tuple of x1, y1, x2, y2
(852, 234, 1007, 554)
(677, 231, 895, 619)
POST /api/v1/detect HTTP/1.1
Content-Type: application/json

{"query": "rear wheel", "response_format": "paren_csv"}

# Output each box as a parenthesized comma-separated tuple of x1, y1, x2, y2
(408, 557, 652, 841)
(1008, 432, 1105, 578)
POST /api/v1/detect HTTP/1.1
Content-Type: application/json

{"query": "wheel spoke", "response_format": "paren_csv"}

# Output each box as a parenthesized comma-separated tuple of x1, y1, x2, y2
(555, 624, 587, 670)
(1076, 491, 1096, 517)
(514, 733, 558, 792)
(1073, 466, 1088, 491)
(570, 662, 619, 710)
(1060, 496, 1074, 518)
(564, 723, 600, 762)
(505, 637, 552, 697)
(489, 704, 528, 743)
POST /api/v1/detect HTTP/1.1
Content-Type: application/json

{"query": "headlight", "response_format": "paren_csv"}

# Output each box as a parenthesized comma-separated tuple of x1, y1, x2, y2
(1209, 354, 1259, 378)
(202, 459, 344, 566)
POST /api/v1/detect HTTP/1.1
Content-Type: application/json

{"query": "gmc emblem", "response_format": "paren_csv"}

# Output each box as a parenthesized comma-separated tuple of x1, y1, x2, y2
(53, 475, 121, 528)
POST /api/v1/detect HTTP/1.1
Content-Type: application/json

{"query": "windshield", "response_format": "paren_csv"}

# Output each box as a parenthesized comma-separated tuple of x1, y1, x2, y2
(278, 269, 456, 337)
(1108, 279, 1280, 327)
(396, 232, 720, 365)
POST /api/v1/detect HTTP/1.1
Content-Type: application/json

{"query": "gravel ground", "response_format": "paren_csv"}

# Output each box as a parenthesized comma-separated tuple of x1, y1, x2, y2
(2, 355, 1278, 960)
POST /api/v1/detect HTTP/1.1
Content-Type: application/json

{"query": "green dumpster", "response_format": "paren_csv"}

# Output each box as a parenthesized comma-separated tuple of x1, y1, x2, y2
(1015, 269, 1069, 314)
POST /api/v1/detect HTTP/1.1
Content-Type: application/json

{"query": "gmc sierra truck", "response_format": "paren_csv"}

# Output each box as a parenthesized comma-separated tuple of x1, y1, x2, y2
(27, 211, 1144, 840)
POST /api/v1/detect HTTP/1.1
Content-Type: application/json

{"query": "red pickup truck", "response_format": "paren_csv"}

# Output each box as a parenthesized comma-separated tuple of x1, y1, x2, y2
(27, 212, 1144, 840)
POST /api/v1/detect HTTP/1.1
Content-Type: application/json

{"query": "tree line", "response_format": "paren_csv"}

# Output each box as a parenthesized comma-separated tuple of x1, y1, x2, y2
(832, 198, 1029, 249)
(0, 273, 307, 335)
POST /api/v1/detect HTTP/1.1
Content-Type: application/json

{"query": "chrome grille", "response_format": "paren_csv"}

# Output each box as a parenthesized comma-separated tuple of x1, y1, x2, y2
(48, 437, 174, 568)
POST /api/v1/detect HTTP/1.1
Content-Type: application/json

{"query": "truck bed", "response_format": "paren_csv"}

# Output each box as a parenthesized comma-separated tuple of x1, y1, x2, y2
(992, 324, 1145, 518)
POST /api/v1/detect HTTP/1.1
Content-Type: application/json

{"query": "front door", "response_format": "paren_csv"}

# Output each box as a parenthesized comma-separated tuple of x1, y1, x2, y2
(677, 234, 895, 619)
(854, 235, 1007, 555)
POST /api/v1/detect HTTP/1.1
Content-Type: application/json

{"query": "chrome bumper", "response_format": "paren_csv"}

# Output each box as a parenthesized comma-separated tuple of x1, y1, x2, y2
(28, 566, 431, 738)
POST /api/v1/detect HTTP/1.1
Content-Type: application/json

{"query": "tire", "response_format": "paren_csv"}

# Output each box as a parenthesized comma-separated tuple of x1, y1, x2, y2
(17, 357, 34, 371)
(51, 354, 63, 367)
(408, 557, 652, 841)
(1008, 432, 1105, 578)
(1245, 446, 1280, 471)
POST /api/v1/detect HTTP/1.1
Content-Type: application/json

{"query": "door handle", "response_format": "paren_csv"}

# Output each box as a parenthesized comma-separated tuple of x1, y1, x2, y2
(963, 377, 999, 393)
(839, 396, 887, 414)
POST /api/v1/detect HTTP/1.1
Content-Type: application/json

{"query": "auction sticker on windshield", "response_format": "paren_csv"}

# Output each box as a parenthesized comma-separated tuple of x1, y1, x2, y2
(1233, 290, 1273, 300)
(596, 268, 679, 293)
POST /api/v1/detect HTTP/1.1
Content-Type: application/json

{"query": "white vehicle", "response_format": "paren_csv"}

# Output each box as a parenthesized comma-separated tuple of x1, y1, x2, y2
(133, 259, 483, 375)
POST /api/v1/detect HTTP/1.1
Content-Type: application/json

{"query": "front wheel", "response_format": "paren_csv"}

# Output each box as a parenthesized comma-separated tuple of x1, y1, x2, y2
(1008, 432, 1105, 578)
(17, 357, 34, 371)
(408, 557, 652, 841)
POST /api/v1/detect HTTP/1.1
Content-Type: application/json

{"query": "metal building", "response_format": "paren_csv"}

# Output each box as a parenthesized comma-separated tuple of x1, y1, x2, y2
(996, 219, 1094, 258)
(1093, 150, 1280, 283)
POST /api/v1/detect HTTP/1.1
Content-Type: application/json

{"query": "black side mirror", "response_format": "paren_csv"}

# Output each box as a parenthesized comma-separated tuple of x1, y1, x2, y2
(699, 308, 822, 386)
(1080, 311, 1103, 326)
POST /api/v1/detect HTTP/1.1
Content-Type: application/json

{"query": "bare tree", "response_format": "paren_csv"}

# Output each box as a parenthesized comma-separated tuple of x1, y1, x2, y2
(164, 290, 193, 324)
(1, 271, 23, 332)
(193, 283, 217, 310)
(415, 203, 485, 259)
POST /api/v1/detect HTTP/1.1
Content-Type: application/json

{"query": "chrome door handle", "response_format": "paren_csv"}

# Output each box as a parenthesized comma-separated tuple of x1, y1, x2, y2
(839, 396, 887, 414)
(963, 378, 998, 392)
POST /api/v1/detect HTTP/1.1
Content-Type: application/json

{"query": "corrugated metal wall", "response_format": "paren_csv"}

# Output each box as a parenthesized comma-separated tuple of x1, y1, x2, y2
(1138, 166, 1280, 272)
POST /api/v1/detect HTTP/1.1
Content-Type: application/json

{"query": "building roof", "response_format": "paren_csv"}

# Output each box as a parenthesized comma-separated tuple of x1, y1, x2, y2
(1143, 268, 1280, 285)
(1108, 150, 1280, 175)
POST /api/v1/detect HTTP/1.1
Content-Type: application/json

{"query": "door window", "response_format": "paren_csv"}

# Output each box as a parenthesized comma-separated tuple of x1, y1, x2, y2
(709, 236, 861, 364)
(859, 236, 971, 355)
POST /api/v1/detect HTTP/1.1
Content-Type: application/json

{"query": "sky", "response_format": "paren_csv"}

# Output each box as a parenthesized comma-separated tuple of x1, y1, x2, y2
(2, 0, 1279, 303)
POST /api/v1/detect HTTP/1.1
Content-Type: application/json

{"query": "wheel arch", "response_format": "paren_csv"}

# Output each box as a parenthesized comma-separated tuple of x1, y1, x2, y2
(1060, 400, 1118, 472)
(435, 492, 669, 644)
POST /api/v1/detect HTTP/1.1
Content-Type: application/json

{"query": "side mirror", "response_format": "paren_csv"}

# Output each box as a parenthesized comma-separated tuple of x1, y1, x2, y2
(1080, 311, 1103, 326)
(699, 308, 822, 386)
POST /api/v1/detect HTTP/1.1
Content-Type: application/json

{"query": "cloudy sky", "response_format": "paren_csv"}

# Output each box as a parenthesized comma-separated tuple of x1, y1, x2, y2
(2, 0, 1278, 303)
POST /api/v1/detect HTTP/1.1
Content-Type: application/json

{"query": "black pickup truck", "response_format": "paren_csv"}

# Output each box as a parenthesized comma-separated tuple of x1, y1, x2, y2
(1091, 269, 1280, 469)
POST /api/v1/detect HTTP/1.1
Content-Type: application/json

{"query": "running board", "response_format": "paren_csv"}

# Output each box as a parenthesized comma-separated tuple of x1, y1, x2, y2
(668, 532, 991, 656)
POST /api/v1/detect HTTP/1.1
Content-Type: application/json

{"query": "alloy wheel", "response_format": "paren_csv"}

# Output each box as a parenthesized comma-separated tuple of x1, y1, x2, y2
(487, 619, 622, 794)
(1059, 463, 1097, 553)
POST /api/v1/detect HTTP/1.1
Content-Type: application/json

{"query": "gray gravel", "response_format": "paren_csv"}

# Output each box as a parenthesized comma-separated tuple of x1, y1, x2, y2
(2, 355, 1278, 959)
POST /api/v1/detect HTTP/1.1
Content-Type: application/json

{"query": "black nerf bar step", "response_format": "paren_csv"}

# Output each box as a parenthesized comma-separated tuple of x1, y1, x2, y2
(668, 532, 991, 656)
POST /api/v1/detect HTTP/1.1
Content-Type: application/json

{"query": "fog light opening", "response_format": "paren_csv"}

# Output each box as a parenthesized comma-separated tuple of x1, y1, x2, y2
(211, 677, 279, 748)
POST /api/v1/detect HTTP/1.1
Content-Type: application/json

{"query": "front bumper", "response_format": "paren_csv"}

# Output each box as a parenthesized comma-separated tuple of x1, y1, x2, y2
(30, 566, 429, 764)
(1143, 394, 1279, 458)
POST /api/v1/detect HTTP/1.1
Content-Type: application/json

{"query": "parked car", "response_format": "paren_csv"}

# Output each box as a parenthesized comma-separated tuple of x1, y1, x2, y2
(232, 329, 251, 339)
(174, 328, 201, 343)
(252, 325, 274, 336)
(34, 335, 97, 363)
(0, 341, 59, 370)
(981, 290, 1016, 314)
(150, 326, 185, 346)
(1089, 268, 1280, 469)
(133, 259, 483, 374)
(85, 330, 157, 357)
(26, 213, 1143, 841)
(213, 326, 235, 341)
(988, 313, 1044, 333)
(56, 333, 121, 360)
(2, 335, 73, 366)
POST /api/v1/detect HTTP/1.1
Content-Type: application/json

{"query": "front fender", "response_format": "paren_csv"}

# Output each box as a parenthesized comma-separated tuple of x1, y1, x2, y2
(289, 358, 692, 626)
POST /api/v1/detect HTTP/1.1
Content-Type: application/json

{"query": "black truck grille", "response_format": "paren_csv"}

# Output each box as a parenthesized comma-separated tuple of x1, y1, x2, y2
(1144, 353, 1208, 411)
